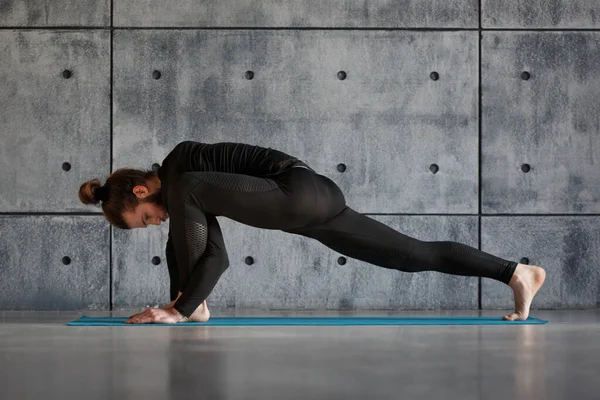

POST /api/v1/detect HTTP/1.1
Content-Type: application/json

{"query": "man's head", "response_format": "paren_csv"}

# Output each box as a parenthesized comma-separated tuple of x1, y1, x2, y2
(78, 168, 169, 229)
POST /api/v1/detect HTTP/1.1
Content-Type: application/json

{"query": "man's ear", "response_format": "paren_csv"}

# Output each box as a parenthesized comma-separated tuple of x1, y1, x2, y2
(133, 185, 149, 198)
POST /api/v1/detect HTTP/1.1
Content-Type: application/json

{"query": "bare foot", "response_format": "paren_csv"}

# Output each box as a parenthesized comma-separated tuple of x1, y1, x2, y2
(503, 264, 546, 321)
(188, 300, 210, 322)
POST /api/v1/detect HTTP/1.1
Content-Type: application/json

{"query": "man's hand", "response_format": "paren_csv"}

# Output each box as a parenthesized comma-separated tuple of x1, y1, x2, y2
(126, 307, 187, 324)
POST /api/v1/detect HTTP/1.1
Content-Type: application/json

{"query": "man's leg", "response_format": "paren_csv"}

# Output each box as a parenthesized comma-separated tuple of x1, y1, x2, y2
(288, 206, 520, 282)
(283, 171, 546, 320)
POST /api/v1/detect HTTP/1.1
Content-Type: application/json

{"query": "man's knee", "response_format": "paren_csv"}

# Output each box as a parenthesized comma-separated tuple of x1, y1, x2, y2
(406, 240, 444, 272)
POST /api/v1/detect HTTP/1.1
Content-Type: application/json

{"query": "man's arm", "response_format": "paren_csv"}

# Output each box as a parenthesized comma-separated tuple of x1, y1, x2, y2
(173, 245, 229, 318)
(164, 172, 231, 318)
(165, 230, 180, 302)
(168, 198, 229, 318)
(162, 221, 222, 318)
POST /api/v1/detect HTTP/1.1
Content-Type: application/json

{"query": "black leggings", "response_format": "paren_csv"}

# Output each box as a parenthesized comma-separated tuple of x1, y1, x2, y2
(192, 165, 517, 285)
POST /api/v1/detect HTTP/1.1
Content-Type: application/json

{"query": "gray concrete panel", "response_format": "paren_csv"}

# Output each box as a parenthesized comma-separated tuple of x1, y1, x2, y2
(0, 0, 110, 27)
(482, 216, 600, 309)
(0, 216, 110, 310)
(0, 30, 110, 212)
(483, 0, 600, 29)
(112, 224, 172, 309)
(114, 0, 478, 28)
(482, 32, 600, 214)
(205, 215, 479, 310)
(114, 30, 479, 214)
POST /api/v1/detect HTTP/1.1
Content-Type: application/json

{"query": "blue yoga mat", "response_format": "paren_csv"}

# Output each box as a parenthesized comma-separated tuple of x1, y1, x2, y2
(68, 315, 548, 326)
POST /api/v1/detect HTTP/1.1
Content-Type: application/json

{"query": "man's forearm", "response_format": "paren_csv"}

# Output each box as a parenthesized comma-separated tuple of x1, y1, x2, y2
(161, 292, 183, 310)
(160, 300, 177, 310)
(173, 258, 228, 318)
(160, 302, 174, 310)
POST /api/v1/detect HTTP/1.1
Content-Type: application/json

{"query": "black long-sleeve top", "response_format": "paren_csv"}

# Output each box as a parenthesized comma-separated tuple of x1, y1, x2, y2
(157, 141, 307, 317)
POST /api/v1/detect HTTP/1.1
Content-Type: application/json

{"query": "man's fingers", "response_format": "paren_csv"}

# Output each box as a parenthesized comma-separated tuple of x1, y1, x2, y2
(128, 307, 153, 319)
(127, 316, 149, 324)
(126, 308, 153, 324)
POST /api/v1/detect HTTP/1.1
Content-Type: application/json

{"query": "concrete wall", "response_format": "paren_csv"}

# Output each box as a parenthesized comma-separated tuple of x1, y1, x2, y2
(1, 0, 599, 311)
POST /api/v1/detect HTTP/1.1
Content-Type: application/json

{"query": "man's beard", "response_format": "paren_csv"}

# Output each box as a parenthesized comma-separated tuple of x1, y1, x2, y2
(142, 188, 164, 207)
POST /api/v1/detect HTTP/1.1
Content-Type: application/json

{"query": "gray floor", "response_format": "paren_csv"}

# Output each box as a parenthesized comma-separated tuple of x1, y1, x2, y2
(1, 309, 599, 400)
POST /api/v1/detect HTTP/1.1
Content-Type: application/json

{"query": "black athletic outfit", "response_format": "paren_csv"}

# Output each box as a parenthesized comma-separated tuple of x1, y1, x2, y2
(157, 141, 518, 318)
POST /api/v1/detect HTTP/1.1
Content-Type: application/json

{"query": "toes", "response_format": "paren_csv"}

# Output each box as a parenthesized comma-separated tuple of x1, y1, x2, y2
(503, 313, 518, 321)
(503, 312, 528, 321)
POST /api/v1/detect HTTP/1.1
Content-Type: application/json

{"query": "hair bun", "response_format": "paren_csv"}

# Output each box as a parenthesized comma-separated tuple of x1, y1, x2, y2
(78, 179, 103, 205)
